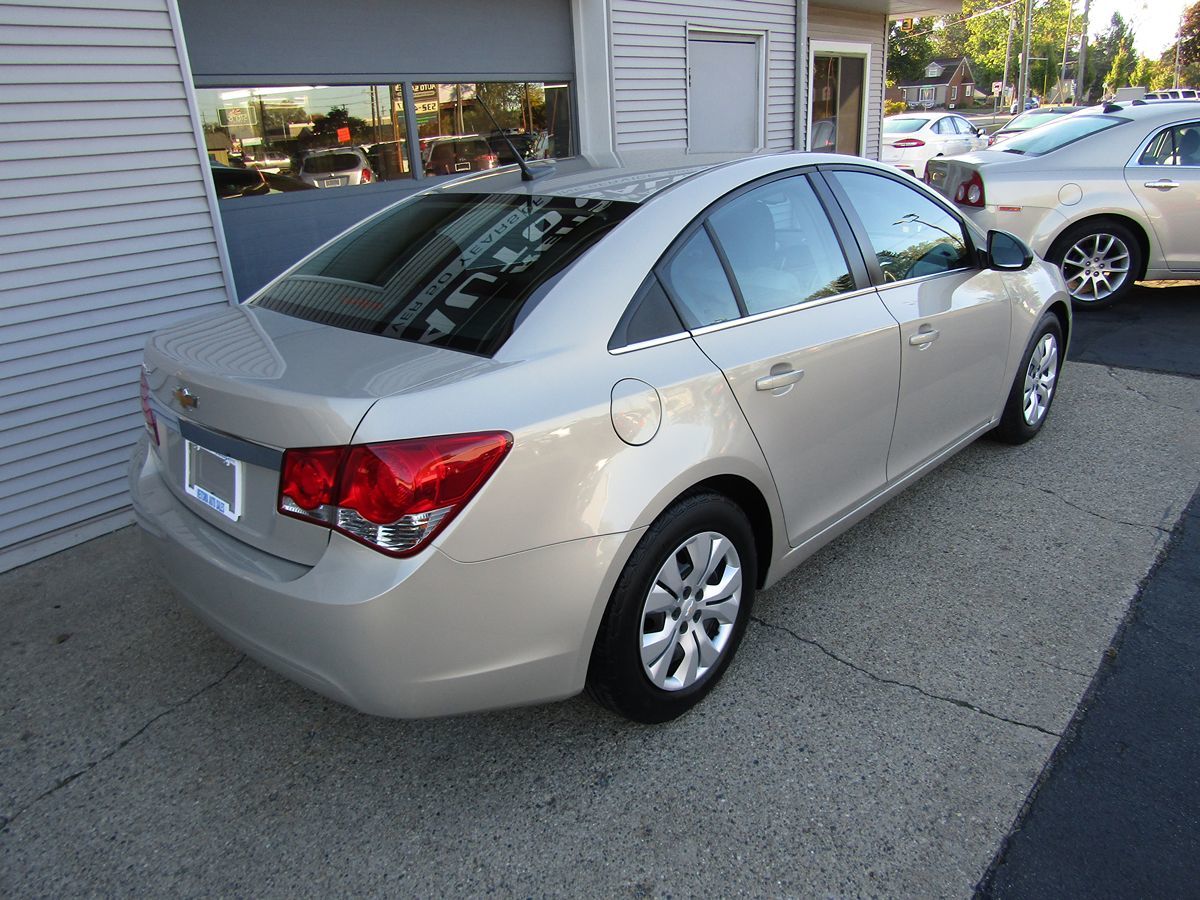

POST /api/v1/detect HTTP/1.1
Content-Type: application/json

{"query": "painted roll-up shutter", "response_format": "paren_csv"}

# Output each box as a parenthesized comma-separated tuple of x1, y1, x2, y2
(611, 0, 796, 152)
(178, 0, 575, 84)
(807, 4, 886, 159)
(0, 0, 235, 572)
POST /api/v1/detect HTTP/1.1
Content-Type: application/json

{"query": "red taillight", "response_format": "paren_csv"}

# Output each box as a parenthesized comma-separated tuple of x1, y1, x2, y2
(139, 368, 158, 446)
(279, 432, 512, 557)
(954, 171, 986, 208)
(361, 168, 373, 183)
(891, 138, 925, 148)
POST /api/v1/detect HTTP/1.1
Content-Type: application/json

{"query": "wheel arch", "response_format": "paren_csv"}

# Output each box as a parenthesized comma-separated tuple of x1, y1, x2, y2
(1048, 213, 1151, 281)
(676, 474, 776, 590)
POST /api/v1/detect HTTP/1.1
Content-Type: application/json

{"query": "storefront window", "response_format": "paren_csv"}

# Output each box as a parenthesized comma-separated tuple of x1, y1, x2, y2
(196, 85, 412, 198)
(196, 81, 574, 200)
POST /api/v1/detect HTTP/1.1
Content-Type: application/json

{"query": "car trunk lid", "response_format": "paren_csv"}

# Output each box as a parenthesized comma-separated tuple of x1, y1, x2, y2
(142, 305, 492, 565)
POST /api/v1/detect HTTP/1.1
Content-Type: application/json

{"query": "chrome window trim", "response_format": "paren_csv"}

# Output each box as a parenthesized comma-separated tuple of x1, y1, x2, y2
(608, 331, 693, 355)
(686, 285, 880, 337)
(870, 266, 975, 293)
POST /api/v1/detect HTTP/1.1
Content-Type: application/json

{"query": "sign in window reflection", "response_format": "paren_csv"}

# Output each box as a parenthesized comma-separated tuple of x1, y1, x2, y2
(196, 82, 573, 200)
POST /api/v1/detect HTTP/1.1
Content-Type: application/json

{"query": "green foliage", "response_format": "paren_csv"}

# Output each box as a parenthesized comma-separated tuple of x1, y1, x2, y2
(888, 17, 938, 84)
(1181, 1, 1200, 67)
(884, 98, 908, 116)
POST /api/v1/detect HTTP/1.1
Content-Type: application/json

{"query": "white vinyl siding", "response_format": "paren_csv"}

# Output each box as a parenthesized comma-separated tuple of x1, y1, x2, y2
(0, 0, 233, 571)
(807, 4, 886, 159)
(611, 0, 796, 152)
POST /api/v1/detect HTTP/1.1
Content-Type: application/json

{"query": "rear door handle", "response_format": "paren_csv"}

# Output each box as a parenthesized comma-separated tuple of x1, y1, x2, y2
(755, 368, 805, 391)
(909, 328, 941, 347)
(1144, 179, 1179, 190)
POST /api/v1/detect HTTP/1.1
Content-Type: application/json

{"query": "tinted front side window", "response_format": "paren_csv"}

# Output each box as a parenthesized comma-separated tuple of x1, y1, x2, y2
(832, 171, 971, 282)
(708, 175, 854, 315)
(251, 192, 636, 356)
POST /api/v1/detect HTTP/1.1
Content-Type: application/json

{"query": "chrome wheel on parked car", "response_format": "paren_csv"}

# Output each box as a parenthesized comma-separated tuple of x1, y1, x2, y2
(1060, 232, 1132, 305)
(1022, 332, 1059, 426)
(639, 531, 742, 691)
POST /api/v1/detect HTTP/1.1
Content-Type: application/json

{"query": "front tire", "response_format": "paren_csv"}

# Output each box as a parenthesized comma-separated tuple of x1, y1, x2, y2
(1048, 221, 1142, 309)
(586, 492, 757, 723)
(994, 315, 1063, 445)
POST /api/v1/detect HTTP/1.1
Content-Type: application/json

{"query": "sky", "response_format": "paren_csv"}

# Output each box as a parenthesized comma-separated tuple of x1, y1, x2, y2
(1084, 0, 1190, 57)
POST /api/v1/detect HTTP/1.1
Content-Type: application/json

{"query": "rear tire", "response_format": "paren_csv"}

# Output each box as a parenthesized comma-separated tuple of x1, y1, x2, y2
(586, 492, 756, 723)
(1048, 220, 1142, 309)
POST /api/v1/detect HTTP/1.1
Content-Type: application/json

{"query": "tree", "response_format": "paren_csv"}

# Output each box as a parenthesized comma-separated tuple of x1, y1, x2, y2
(887, 17, 938, 84)
(1180, 1, 1200, 67)
(1083, 13, 1135, 99)
(1104, 41, 1137, 94)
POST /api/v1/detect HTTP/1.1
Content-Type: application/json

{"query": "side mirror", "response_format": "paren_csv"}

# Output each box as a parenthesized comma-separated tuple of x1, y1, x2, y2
(987, 229, 1033, 271)
(975, 126, 988, 138)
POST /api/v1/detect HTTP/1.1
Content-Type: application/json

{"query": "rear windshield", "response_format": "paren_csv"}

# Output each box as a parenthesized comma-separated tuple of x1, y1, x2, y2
(999, 114, 1125, 155)
(1007, 111, 1065, 131)
(301, 153, 360, 173)
(250, 192, 637, 356)
(884, 118, 928, 134)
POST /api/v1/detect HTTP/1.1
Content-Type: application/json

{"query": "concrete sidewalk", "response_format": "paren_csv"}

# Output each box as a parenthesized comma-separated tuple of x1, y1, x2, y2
(2, 361, 1199, 898)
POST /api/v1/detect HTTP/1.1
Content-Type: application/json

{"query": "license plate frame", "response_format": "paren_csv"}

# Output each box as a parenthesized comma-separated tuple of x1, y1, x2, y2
(184, 439, 243, 521)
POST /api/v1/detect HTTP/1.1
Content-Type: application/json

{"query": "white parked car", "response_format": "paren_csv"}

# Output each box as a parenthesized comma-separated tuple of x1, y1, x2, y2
(881, 112, 989, 179)
(926, 100, 1200, 307)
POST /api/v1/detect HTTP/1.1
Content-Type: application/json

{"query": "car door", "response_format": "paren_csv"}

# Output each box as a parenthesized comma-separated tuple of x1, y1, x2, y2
(1125, 121, 1200, 272)
(953, 116, 988, 151)
(933, 117, 968, 156)
(659, 172, 901, 547)
(822, 167, 1012, 481)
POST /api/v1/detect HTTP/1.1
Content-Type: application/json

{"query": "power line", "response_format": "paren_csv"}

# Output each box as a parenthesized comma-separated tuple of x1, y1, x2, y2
(892, 0, 1025, 41)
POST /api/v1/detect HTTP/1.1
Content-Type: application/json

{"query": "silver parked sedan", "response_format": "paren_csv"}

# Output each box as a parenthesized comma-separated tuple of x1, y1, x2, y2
(926, 100, 1200, 307)
(131, 155, 1070, 723)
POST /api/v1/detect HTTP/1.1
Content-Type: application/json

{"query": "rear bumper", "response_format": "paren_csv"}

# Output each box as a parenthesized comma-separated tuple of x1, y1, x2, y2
(130, 437, 640, 718)
(960, 205, 1069, 258)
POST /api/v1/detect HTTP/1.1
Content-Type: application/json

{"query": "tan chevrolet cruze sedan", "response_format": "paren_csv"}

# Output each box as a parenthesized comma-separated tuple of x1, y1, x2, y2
(132, 154, 1070, 722)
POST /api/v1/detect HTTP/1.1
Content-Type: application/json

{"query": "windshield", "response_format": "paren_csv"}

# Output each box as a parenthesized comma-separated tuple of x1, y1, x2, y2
(1007, 111, 1066, 131)
(884, 118, 929, 134)
(999, 114, 1125, 155)
(250, 192, 637, 356)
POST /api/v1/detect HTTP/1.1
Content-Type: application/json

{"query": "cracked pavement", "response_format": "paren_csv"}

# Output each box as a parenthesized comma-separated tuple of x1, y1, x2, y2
(2, 361, 1199, 897)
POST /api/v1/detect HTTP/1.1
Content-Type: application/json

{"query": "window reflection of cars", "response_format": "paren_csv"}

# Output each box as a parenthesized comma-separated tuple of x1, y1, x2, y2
(423, 137, 500, 175)
(298, 149, 375, 188)
(809, 119, 835, 152)
(210, 164, 315, 200)
(486, 131, 549, 165)
(244, 150, 292, 174)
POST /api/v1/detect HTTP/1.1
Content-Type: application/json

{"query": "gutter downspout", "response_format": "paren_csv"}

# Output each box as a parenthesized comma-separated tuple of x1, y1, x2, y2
(795, 0, 808, 150)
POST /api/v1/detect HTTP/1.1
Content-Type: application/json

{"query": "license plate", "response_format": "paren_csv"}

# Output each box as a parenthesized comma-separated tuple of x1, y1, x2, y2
(184, 440, 242, 521)
(323, 178, 344, 188)
(454, 161, 471, 172)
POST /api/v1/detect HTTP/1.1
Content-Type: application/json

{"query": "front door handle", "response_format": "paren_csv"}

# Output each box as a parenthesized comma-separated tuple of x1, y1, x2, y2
(1144, 179, 1179, 190)
(755, 368, 805, 391)
(909, 328, 941, 347)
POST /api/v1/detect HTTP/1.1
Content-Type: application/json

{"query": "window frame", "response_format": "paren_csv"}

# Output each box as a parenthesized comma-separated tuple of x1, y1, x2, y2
(1130, 120, 1200, 168)
(651, 167, 873, 338)
(817, 163, 980, 289)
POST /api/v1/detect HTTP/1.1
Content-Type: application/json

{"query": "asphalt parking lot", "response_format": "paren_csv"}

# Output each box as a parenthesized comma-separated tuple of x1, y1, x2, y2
(3, 286, 1199, 897)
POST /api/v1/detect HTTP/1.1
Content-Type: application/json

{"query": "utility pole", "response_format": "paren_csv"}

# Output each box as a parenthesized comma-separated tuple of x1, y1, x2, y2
(1017, 0, 1034, 109)
(1077, 0, 1091, 102)
(1176, 7, 1185, 89)
(999, 8, 1016, 114)
(1059, 1, 1074, 102)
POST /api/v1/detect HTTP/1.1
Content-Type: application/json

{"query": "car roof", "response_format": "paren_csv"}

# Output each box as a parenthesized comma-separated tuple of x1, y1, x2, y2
(428, 152, 904, 205)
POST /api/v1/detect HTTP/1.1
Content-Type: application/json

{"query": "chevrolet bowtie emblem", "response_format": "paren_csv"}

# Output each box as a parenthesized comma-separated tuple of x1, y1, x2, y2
(173, 386, 198, 409)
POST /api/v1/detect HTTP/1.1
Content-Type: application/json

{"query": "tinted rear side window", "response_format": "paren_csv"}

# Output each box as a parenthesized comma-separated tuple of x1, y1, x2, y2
(250, 193, 637, 356)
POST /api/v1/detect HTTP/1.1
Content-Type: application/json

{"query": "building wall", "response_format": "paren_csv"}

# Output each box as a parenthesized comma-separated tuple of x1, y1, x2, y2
(807, 4, 886, 159)
(0, 0, 234, 572)
(609, 0, 797, 154)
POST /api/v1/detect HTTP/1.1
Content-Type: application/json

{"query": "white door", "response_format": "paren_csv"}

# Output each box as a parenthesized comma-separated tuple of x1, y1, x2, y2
(688, 36, 759, 153)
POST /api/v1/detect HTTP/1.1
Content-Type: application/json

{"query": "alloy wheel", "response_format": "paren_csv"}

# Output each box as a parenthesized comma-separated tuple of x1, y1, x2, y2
(1061, 233, 1131, 303)
(639, 531, 742, 691)
(1023, 331, 1059, 426)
